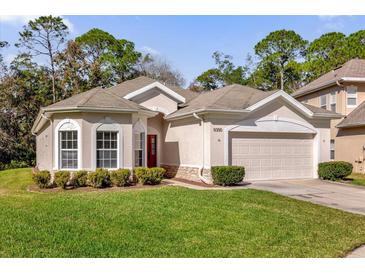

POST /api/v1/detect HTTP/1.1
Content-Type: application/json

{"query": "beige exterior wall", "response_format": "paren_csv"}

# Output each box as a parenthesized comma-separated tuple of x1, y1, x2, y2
(336, 127, 365, 173)
(36, 121, 53, 171)
(161, 116, 205, 167)
(37, 112, 136, 171)
(296, 82, 365, 167)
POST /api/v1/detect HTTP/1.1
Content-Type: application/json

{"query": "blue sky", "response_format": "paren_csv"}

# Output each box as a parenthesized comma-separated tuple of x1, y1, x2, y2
(1, 15, 365, 85)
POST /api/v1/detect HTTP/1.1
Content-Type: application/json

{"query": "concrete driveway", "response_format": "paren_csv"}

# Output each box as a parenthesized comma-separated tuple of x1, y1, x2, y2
(247, 179, 365, 215)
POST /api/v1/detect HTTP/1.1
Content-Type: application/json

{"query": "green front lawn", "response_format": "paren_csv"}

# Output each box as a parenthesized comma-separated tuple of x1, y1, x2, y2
(344, 173, 365, 187)
(1, 168, 365, 257)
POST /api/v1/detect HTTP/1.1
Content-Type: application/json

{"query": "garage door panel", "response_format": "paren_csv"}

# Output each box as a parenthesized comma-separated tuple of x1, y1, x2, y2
(231, 135, 313, 180)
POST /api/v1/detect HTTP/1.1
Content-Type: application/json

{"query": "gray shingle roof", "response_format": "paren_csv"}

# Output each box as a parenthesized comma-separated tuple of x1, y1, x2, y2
(337, 101, 365, 128)
(302, 103, 341, 116)
(292, 59, 365, 98)
(166, 84, 277, 119)
(43, 87, 148, 112)
(107, 76, 198, 102)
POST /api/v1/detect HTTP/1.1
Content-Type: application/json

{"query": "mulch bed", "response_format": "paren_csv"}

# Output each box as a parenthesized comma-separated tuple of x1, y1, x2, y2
(165, 177, 218, 188)
(165, 177, 250, 188)
(27, 181, 170, 193)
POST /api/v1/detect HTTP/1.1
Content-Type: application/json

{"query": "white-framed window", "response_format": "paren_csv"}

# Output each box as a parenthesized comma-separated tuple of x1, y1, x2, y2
(347, 86, 357, 107)
(320, 94, 327, 109)
(134, 132, 145, 167)
(330, 91, 336, 112)
(59, 130, 78, 169)
(330, 139, 335, 160)
(96, 131, 118, 168)
(56, 119, 81, 170)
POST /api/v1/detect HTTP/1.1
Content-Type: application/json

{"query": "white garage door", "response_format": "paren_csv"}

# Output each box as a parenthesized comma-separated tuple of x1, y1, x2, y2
(231, 134, 313, 180)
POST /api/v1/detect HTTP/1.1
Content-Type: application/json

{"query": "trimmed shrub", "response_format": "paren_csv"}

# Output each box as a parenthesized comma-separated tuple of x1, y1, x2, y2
(54, 171, 71, 189)
(32, 170, 51, 188)
(134, 167, 150, 184)
(134, 167, 166, 185)
(318, 161, 353, 181)
(211, 166, 245, 186)
(110, 169, 131, 187)
(88, 168, 111, 188)
(70, 170, 88, 187)
(148, 167, 166, 185)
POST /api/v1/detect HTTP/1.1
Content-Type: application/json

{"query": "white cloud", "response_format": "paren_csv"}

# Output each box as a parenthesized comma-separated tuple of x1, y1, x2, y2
(317, 15, 348, 31)
(140, 46, 160, 56)
(0, 15, 75, 33)
(0, 15, 39, 26)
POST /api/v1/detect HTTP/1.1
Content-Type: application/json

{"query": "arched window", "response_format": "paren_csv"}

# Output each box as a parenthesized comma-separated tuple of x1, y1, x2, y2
(55, 119, 81, 170)
(133, 120, 146, 167)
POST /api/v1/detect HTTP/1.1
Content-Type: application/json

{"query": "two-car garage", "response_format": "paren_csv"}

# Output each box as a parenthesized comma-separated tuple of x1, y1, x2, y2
(229, 132, 315, 181)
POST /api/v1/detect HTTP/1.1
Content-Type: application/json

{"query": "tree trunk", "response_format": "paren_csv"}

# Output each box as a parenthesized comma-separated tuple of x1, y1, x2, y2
(51, 72, 56, 103)
(280, 69, 284, 91)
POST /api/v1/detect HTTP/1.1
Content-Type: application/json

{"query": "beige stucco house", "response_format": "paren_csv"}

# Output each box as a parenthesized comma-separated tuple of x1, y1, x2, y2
(32, 76, 340, 183)
(292, 59, 365, 173)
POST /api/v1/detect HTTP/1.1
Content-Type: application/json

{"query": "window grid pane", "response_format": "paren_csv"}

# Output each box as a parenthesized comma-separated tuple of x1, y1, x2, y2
(96, 131, 118, 168)
(330, 139, 335, 160)
(347, 87, 357, 106)
(134, 133, 145, 167)
(60, 130, 78, 169)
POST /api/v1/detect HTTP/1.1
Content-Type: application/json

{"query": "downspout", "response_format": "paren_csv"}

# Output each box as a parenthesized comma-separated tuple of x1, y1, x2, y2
(336, 80, 344, 88)
(193, 113, 209, 183)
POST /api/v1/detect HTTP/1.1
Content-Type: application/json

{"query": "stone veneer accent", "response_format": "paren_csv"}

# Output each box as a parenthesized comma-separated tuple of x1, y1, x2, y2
(161, 164, 212, 184)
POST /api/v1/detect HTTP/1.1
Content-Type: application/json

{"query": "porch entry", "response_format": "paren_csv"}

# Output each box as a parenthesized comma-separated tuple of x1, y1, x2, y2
(147, 134, 157, 167)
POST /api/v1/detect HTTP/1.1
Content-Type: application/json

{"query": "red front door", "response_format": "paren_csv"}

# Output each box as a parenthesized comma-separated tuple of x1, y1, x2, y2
(147, 135, 157, 167)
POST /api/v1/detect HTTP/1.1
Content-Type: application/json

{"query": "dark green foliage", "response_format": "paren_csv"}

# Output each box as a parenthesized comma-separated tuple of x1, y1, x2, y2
(304, 32, 347, 82)
(110, 169, 131, 187)
(87, 168, 111, 188)
(70, 170, 88, 187)
(0, 160, 29, 170)
(32, 170, 51, 188)
(192, 51, 248, 91)
(318, 161, 353, 181)
(54, 171, 71, 189)
(134, 167, 166, 185)
(211, 166, 245, 186)
(75, 28, 141, 87)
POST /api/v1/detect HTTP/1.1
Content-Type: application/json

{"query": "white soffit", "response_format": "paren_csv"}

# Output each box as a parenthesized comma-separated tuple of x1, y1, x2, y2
(123, 82, 186, 103)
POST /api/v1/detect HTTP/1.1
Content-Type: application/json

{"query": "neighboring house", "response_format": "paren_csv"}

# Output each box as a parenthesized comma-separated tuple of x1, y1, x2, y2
(292, 59, 365, 173)
(31, 76, 340, 182)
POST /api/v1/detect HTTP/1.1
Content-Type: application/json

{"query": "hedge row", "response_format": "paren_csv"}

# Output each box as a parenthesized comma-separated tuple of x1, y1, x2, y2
(32, 167, 166, 189)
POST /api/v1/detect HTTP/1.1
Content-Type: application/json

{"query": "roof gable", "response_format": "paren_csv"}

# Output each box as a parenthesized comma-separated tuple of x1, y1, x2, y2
(293, 59, 365, 98)
(337, 100, 365, 128)
(107, 76, 197, 103)
(123, 81, 186, 103)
